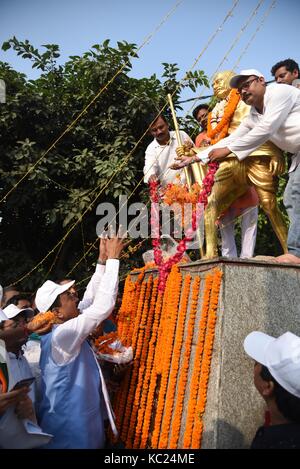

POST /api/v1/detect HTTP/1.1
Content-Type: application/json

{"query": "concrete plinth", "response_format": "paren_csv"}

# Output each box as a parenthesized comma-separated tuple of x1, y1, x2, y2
(180, 258, 300, 448)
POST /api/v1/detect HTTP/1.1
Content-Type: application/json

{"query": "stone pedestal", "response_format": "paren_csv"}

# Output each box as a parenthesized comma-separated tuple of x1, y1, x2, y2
(181, 258, 300, 448)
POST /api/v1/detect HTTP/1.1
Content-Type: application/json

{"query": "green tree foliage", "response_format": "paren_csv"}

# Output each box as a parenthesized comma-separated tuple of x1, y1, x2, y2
(0, 38, 208, 291)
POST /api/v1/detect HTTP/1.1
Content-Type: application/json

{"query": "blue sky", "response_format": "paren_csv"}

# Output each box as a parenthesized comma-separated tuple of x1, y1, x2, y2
(0, 0, 299, 115)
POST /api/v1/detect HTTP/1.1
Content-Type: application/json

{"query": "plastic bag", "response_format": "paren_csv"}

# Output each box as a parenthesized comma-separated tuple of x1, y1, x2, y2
(96, 338, 133, 364)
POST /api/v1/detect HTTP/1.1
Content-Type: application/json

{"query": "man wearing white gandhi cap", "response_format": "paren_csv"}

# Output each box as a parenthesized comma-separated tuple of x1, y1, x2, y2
(36, 235, 124, 449)
(243, 330, 300, 449)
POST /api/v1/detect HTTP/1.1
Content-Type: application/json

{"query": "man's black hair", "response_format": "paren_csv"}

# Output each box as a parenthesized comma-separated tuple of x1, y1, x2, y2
(260, 365, 300, 423)
(192, 103, 209, 121)
(3, 286, 18, 294)
(6, 293, 30, 307)
(271, 59, 300, 77)
(145, 113, 169, 129)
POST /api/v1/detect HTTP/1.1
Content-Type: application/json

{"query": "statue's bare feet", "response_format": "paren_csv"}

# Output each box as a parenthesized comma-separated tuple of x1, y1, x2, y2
(275, 253, 300, 264)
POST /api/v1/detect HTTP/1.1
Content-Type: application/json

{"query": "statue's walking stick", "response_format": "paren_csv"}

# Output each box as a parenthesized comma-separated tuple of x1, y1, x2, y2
(167, 93, 204, 258)
(167, 94, 192, 188)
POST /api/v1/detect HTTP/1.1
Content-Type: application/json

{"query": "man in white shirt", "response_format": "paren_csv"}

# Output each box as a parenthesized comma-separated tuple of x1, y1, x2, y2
(271, 58, 299, 85)
(0, 305, 37, 421)
(143, 114, 193, 186)
(35, 235, 124, 448)
(173, 69, 300, 263)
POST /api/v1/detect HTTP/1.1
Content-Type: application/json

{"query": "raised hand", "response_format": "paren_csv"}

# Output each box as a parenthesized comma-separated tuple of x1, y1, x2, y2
(106, 229, 127, 260)
(98, 236, 108, 264)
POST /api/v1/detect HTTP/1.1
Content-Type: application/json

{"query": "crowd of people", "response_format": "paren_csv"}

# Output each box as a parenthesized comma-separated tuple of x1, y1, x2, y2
(1, 58, 300, 449)
(0, 235, 125, 448)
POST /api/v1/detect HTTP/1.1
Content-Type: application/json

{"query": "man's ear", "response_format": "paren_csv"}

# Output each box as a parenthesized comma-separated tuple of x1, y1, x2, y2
(261, 379, 275, 398)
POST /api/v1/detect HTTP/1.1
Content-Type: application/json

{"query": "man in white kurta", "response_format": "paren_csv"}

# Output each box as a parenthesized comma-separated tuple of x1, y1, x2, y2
(143, 114, 193, 186)
(174, 70, 300, 263)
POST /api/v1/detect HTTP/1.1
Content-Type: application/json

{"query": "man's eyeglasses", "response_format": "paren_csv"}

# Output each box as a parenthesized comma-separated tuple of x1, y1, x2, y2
(237, 77, 259, 94)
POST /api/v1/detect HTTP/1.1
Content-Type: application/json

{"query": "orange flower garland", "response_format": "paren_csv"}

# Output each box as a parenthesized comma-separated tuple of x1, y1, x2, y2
(182, 273, 214, 448)
(0, 368, 8, 393)
(133, 278, 159, 448)
(158, 274, 192, 449)
(168, 276, 201, 448)
(191, 269, 223, 448)
(126, 276, 154, 448)
(163, 182, 202, 206)
(151, 266, 182, 448)
(206, 89, 240, 144)
(113, 272, 146, 438)
(120, 279, 148, 442)
(154, 266, 174, 375)
(28, 310, 59, 330)
(139, 292, 163, 448)
(93, 331, 118, 354)
(110, 265, 223, 449)
(116, 275, 133, 342)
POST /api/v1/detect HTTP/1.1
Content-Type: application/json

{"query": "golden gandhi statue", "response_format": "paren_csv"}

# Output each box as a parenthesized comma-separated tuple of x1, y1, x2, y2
(177, 70, 288, 259)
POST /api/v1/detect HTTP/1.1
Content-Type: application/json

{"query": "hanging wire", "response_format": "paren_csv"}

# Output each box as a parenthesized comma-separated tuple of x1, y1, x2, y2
(190, 0, 265, 117)
(41, 239, 65, 283)
(232, 0, 277, 70)
(10, 0, 241, 286)
(0, 0, 184, 206)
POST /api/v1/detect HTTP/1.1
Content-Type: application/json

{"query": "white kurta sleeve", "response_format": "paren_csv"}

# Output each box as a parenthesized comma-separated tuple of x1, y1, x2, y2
(78, 263, 105, 312)
(51, 259, 119, 365)
(194, 120, 251, 162)
(228, 86, 299, 160)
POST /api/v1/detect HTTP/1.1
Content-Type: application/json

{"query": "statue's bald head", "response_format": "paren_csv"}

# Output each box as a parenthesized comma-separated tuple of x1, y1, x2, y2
(212, 70, 235, 99)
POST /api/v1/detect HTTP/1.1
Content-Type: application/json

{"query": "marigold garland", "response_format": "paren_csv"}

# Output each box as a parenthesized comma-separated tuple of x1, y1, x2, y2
(158, 274, 192, 449)
(206, 89, 240, 144)
(28, 310, 59, 331)
(163, 182, 202, 206)
(111, 265, 223, 450)
(93, 331, 118, 354)
(191, 269, 223, 448)
(120, 279, 148, 442)
(151, 266, 182, 448)
(112, 273, 146, 440)
(154, 266, 174, 375)
(139, 292, 163, 448)
(125, 276, 154, 448)
(0, 368, 8, 393)
(133, 278, 159, 448)
(182, 273, 214, 448)
(168, 276, 201, 448)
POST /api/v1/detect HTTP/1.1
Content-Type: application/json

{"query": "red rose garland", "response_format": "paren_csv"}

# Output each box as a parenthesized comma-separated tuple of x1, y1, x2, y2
(149, 162, 219, 292)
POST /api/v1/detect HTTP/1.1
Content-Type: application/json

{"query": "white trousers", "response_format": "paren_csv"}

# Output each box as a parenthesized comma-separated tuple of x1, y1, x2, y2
(220, 206, 258, 258)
